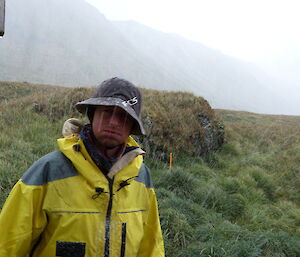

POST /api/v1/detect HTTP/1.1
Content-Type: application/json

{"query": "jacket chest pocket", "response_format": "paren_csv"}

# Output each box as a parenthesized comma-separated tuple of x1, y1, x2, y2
(56, 241, 86, 257)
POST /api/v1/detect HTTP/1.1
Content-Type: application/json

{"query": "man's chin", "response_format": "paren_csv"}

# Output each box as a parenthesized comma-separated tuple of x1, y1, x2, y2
(98, 137, 122, 149)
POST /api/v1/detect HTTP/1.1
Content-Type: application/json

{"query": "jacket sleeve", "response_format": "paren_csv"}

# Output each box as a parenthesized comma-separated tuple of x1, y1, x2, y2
(0, 180, 47, 257)
(137, 188, 165, 257)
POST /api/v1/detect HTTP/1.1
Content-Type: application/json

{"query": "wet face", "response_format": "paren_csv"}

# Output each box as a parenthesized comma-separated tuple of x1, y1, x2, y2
(92, 106, 134, 148)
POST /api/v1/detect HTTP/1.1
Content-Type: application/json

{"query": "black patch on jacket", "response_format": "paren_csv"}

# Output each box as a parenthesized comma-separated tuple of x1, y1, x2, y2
(120, 223, 127, 257)
(56, 241, 86, 257)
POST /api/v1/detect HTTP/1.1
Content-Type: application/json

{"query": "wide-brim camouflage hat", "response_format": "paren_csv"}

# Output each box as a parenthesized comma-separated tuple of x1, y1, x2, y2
(75, 77, 146, 136)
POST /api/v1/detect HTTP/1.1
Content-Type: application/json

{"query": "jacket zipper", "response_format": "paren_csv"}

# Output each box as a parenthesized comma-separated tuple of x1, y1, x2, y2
(104, 178, 114, 257)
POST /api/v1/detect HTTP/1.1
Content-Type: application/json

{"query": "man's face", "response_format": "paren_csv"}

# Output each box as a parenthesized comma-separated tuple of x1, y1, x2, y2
(92, 106, 134, 148)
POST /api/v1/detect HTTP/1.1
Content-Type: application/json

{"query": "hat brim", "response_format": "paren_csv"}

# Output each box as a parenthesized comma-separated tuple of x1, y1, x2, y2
(75, 97, 146, 136)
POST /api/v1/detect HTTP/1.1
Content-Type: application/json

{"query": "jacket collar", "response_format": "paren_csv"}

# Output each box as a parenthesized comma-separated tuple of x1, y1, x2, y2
(57, 135, 145, 186)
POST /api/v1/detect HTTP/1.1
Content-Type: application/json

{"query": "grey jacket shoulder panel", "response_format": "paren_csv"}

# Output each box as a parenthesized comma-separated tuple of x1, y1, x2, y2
(135, 163, 153, 188)
(22, 150, 78, 186)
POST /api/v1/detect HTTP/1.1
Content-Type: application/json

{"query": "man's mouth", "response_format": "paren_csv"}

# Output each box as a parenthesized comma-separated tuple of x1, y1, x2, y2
(103, 129, 121, 136)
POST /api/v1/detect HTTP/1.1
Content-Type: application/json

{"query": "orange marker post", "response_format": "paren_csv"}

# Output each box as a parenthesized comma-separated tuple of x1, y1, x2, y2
(169, 152, 173, 170)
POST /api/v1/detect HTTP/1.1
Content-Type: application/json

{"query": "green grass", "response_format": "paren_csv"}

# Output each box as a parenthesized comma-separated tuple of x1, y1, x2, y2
(148, 155, 300, 256)
(146, 109, 300, 256)
(0, 82, 300, 256)
(0, 108, 63, 204)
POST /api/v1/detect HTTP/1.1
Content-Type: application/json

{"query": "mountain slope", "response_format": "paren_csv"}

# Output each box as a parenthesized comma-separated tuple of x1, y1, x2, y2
(112, 21, 292, 114)
(1, 0, 176, 87)
(0, 0, 294, 114)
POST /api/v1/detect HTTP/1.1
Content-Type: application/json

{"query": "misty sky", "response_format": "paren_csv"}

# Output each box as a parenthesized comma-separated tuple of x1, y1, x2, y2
(85, 0, 300, 63)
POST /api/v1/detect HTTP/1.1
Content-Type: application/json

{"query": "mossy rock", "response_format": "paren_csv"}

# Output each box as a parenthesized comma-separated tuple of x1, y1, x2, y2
(138, 89, 224, 159)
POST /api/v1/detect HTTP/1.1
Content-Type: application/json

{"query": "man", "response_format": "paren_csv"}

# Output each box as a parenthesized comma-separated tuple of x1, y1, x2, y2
(0, 77, 165, 257)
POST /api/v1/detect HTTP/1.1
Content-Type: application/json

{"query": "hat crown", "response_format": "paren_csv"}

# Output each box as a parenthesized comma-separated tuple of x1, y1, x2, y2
(93, 77, 142, 116)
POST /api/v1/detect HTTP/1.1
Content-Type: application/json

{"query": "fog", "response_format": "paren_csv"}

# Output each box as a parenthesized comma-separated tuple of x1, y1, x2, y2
(257, 40, 300, 96)
(86, 0, 300, 114)
(0, 0, 299, 115)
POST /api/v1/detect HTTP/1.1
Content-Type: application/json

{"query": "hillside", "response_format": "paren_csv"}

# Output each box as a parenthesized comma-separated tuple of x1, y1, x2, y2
(0, 82, 299, 256)
(0, 0, 296, 115)
(113, 21, 292, 114)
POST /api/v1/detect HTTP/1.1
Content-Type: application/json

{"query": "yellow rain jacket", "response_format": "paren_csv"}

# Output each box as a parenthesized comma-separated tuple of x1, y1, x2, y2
(0, 136, 164, 257)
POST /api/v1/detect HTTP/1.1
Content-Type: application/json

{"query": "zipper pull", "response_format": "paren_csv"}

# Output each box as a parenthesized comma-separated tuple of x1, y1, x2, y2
(92, 187, 107, 199)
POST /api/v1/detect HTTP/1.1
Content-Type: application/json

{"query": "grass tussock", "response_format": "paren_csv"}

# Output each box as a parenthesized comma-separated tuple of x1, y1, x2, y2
(140, 89, 223, 158)
(0, 82, 300, 256)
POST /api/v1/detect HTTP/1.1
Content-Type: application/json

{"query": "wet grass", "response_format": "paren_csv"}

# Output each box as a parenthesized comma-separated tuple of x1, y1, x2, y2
(147, 109, 300, 256)
(0, 82, 300, 256)
(148, 155, 300, 256)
